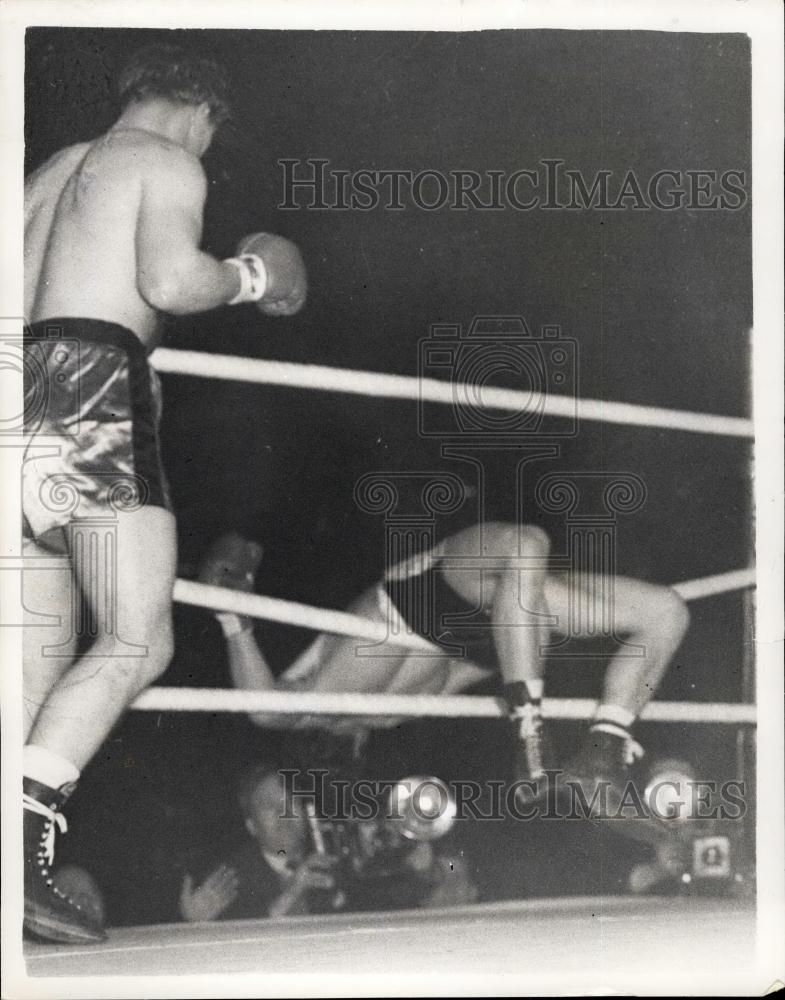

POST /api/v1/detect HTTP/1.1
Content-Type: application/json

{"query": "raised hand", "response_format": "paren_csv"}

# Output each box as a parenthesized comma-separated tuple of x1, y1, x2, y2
(179, 864, 239, 922)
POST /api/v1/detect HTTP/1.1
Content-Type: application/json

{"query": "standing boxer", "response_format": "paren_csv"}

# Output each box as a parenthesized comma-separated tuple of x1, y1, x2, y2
(22, 43, 307, 943)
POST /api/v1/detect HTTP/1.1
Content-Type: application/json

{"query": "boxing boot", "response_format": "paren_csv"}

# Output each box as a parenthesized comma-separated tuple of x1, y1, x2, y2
(24, 777, 106, 943)
(504, 682, 555, 804)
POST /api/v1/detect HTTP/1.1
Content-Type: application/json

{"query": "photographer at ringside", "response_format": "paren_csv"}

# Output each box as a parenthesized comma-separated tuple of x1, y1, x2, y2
(179, 763, 476, 922)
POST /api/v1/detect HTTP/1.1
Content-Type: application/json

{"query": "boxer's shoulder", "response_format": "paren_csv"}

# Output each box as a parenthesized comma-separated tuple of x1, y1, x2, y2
(24, 141, 91, 205)
(133, 128, 201, 167)
(122, 131, 207, 200)
(26, 141, 91, 179)
(50, 128, 202, 204)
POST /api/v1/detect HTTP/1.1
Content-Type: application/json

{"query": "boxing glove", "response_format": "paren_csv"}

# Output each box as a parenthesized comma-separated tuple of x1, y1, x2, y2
(227, 232, 307, 315)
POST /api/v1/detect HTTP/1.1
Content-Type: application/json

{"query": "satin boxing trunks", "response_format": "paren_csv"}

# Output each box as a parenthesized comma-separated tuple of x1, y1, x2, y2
(23, 318, 172, 550)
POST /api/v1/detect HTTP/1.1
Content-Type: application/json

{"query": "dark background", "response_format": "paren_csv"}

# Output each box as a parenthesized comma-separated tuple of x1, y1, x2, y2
(25, 27, 752, 924)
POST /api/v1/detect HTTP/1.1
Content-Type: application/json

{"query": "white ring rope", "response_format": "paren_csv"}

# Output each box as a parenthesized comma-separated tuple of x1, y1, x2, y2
(140, 567, 758, 723)
(150, 348, 754, 439)
(669, 568, 756, 602)
(172, 567, 756, 650)
(132, 689, 756, 725)
(173, 579, 438, 651)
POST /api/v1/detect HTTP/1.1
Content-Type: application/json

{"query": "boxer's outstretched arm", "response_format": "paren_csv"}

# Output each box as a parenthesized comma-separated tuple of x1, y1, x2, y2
(136, 147, 240, 314)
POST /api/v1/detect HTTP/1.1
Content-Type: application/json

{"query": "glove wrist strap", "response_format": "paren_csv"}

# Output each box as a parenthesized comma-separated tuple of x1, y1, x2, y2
(225, 255, 268, 304)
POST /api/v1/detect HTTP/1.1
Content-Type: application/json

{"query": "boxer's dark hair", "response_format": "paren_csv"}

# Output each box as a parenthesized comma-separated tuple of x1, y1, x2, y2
(118, 44, 231, 124)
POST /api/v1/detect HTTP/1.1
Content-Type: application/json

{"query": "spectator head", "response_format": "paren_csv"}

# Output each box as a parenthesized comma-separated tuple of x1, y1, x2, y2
(237, 763, 309, 863)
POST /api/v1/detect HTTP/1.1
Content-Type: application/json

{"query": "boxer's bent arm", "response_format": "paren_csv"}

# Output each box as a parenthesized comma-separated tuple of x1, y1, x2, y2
(226, 631, 321, 729)
(136, 148, 240, 314)
(223, 631, 290, 728)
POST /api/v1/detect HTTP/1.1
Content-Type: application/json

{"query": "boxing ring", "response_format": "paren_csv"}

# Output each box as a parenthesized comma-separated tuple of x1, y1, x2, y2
(140, 344, 756, 726)
(26, 897, 756, 986)
(25, 346, 758, 986)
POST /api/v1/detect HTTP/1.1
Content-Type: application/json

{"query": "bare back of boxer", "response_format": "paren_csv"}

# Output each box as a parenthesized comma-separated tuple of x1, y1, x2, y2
(26, 126, 221, 337)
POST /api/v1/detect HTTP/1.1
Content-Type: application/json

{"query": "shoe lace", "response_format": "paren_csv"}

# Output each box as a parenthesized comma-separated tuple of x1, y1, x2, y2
(24, 794, 67, 867)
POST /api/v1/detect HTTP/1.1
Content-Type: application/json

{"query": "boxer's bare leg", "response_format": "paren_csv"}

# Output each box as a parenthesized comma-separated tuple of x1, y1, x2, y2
(440, 522, 553, 784)
(543, 573, 690, 717)
(22, 538, 78, 741)
(546, 573, 691, 833)
(597, 576, 689, 716)
(27, 507, 176, 767)
(439, 522, 553, 689)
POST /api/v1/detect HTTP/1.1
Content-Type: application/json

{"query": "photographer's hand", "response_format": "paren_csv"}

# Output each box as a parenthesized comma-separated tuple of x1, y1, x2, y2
(268, 853, 337, 918)
(179, 865, 239, 922)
